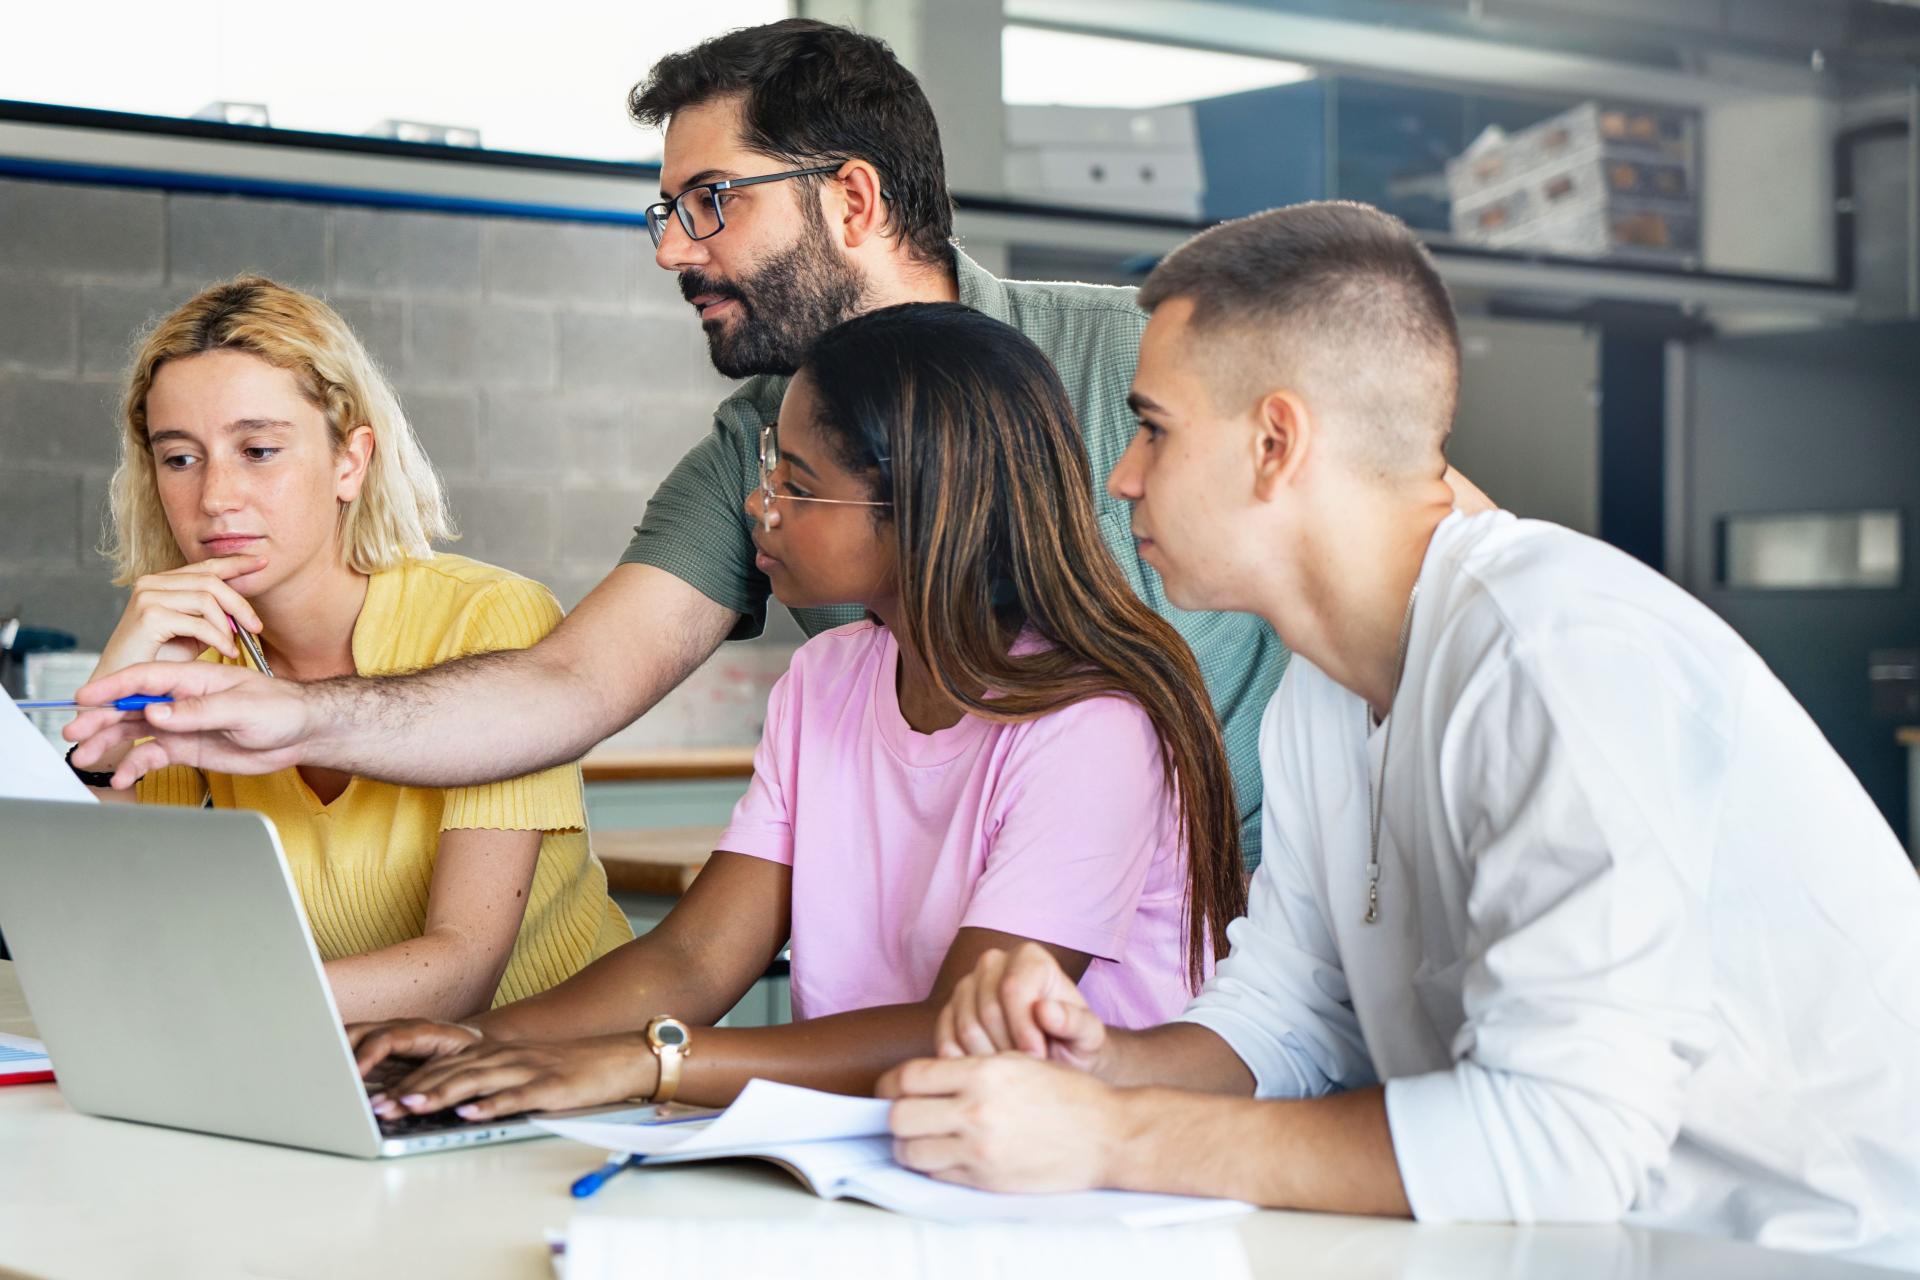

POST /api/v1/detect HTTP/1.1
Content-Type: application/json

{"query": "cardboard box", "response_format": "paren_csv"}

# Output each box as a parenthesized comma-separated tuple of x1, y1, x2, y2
(1447, 101, 1698, 262)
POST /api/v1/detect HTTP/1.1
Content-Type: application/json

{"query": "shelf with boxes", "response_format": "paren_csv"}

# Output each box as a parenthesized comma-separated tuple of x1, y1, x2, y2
(1448, 102, 1698, 267)
(1, 97, 1854, 323)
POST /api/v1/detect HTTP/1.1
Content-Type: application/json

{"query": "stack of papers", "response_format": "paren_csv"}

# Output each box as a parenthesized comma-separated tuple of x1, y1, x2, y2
(0, 1032, 53, 1086)
(1, 688, 80, 1090)
(537, 1079, 1252, 1228)
(563, 1217, 1252, 1280)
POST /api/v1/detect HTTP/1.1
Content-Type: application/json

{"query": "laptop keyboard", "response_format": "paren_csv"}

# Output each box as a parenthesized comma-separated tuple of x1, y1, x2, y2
(376, 1105, 528, 1138)
(364, 1060, 527, 1137)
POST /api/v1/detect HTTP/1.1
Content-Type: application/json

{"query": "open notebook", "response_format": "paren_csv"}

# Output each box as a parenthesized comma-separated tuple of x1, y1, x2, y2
(536, 1079, 1252, 1227)
(0, 1032, 54, 1086)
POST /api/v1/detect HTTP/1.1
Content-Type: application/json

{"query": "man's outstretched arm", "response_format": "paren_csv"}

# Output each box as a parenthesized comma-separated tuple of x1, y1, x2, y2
(69, 564, 737, 790)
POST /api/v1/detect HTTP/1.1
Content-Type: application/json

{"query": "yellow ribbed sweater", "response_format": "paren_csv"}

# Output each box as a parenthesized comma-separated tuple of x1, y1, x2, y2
(136, 554, 632, 1007)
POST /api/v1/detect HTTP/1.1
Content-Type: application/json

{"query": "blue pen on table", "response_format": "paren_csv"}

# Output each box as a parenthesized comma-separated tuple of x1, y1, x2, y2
(565, 1104, 715, 1198)
(570, 1153, 644, 1199)
(15, 695, 175, 712)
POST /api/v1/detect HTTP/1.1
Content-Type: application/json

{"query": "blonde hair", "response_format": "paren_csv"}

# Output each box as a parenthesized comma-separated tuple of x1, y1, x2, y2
(105, 275, 454, 584)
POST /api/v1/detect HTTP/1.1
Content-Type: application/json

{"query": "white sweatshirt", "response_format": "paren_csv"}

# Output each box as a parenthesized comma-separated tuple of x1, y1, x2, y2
(1181, 510, 1920, 1268)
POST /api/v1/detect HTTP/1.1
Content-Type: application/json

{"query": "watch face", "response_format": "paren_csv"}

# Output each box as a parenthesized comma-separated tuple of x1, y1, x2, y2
(656, 1023, 687, 1047)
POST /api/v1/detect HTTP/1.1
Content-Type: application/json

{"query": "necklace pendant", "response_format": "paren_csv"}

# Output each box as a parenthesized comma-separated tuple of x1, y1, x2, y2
(1363, 579, 1418, 929)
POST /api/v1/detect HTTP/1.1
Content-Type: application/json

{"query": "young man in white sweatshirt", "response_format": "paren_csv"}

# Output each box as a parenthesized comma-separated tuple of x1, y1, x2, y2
(879, 200, 1920, 1270)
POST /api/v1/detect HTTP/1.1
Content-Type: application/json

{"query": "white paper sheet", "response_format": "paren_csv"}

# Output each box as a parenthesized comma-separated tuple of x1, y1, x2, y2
(0, 689, 95, 803)
(825, 1163, 1255, 1228)
(537, 1078, 889, 1159)
(537, 1079, 1253, 1228)
(562, 1216, 1253, 1280)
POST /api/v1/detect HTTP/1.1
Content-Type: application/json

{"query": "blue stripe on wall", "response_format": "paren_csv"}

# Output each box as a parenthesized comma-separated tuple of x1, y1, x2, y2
(0, 155, 653, 227)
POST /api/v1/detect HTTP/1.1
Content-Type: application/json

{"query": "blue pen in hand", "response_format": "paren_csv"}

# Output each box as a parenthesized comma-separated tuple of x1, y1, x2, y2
(16, 695, 175, 712)
(570, 1153, 643, 1199)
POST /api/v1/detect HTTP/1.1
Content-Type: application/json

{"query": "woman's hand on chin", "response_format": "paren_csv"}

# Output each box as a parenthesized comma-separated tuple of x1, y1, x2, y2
(93, 555, 268, 677)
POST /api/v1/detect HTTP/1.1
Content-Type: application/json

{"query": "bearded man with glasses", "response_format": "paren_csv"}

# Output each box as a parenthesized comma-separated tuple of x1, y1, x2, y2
(70, 18, 1489, 878)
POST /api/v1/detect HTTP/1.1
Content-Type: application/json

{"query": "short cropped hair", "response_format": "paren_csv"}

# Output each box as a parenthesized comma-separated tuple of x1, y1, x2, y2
(631, 18, 954, 269)
(1139, 200, 1460, 477)
(107, 276, 453, 584)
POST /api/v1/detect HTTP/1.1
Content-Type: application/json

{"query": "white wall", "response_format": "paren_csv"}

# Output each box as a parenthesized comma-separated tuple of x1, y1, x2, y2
(1701, 94, 1839, 283)
(1449, 316, 1601, 536)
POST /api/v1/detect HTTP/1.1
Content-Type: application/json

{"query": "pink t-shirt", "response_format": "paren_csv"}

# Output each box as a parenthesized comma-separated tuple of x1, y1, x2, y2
(719, 622, 1203, 1027)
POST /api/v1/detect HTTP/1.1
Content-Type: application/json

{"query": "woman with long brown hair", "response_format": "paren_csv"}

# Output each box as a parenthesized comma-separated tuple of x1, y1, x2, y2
(351, 302, 1245, 1120)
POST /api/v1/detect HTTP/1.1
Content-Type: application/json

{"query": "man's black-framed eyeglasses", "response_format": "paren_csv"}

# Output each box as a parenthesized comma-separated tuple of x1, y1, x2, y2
(645, 165, 843, 249)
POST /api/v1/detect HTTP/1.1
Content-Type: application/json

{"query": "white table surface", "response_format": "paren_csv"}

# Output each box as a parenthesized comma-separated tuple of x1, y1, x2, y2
(0, 962, 1893, 1280)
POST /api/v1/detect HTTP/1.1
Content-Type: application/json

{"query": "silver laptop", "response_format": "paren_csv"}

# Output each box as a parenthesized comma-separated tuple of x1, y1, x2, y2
(0, 797, 657, 1158)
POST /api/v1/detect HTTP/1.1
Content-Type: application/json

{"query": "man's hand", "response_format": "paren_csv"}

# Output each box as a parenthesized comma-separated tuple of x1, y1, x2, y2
(369, 1034, 659, 1122)
(880, 1054, 1129, 1193)
(884, 1056, 1411, 1215)
(936, 942, 1110, 1075)
(64, 661, 316, 787)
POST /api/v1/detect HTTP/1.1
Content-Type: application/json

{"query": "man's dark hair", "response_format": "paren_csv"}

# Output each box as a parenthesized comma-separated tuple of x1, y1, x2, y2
(1140, 200, 1460, 473)
(631, 18, 955, 270)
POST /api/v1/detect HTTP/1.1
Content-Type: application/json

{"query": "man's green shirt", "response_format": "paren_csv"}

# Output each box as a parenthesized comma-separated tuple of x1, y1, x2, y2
(620, 249, 1289, 866)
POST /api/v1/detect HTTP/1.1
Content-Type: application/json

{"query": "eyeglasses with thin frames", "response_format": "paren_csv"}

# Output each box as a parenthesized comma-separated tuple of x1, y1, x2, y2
(757, 425, 890, 531)
(647, 166, 844, 250)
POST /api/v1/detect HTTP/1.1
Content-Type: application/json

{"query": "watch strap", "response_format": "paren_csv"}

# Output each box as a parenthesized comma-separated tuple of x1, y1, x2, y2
(66, 744, 118, 789)
(645, 1015, 689, 1105)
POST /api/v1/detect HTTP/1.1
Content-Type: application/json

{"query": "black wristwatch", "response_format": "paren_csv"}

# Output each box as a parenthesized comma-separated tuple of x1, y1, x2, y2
(66, 744, 118, 789)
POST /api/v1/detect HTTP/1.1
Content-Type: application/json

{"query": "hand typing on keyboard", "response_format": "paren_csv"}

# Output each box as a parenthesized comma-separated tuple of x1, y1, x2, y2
(365, 1050, 530, 1136)
(348, 1018, 486, 1080)
(361, 1056, 418, 1096)
(375, 1101, 529, 1137)
(351, 1018, 489, 1130)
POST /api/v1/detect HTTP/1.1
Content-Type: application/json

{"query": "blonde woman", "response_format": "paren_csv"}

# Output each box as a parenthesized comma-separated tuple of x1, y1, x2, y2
(82, 275, 632, 1023)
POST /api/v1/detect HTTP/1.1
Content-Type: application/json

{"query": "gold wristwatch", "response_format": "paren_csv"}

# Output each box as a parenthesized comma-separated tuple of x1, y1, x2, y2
(643, 1015, 692, 1104)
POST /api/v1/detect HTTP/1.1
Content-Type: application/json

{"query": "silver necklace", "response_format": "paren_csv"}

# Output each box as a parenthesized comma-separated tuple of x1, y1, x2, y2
(1365, 580, 1420, 926)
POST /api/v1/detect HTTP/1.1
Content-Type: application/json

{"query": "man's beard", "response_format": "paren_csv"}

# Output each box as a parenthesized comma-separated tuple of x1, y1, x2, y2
(682, 214, 867, 380)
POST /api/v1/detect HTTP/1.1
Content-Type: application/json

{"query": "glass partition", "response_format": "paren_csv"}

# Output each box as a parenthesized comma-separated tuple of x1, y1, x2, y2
(3, 1, 785, 162)
(1717, 510, 1904, 591)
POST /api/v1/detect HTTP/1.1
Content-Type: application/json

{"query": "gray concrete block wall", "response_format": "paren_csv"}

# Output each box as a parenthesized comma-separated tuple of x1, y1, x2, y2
(0, 175, 740, 651)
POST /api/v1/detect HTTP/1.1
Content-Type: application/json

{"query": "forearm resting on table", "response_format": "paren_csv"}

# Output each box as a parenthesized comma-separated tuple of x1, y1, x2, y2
(1096, 1024, 1410, 1215)
(575, 1001, 960, 1110)
(326, 926, 514, 1024)
(1099, 1021, 1259, 1094)
(1103, 1083, 1412, 1217)
(470, 925, 755, 1044)
(673, 1002, 958, 1105)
